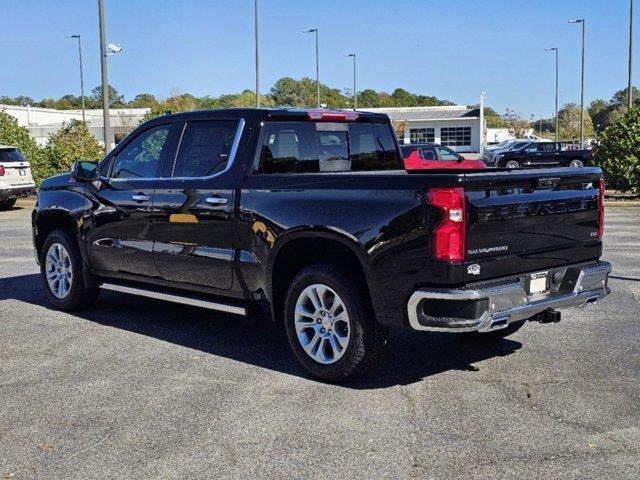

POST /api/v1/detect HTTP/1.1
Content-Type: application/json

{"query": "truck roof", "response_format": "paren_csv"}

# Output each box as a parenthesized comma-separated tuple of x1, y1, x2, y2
(145, 108, 390, 124)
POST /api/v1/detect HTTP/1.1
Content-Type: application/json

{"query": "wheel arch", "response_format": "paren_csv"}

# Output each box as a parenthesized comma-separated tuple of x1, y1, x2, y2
(267, 229, 373, 323)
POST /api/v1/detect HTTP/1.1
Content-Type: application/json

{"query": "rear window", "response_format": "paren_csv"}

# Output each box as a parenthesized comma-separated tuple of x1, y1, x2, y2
(0, 149, 26, 163)
(257, 121, 400, 174)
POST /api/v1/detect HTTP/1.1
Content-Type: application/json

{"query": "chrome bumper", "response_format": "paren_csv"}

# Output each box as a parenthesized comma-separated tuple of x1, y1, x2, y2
(407, 261, 612, 333)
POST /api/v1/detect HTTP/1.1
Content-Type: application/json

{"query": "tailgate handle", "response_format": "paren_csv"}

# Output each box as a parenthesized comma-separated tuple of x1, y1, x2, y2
(536, 177, 560, 189)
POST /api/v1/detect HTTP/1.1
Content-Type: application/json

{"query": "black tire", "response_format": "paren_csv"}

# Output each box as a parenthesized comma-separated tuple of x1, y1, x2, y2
(504, 160, 521, 169)
(40, 229, 100, 311)
(283, 263, 388, 382)
(0, 198, 16, 210)
(465, 320, 525, 340)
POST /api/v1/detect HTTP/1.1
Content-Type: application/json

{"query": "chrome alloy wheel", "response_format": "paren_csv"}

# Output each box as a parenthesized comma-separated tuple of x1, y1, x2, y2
(45, 243, 73, 299)
(505, 160, 520, 169)
(569, 159, 584, 168)
(294, 284, 351, 365)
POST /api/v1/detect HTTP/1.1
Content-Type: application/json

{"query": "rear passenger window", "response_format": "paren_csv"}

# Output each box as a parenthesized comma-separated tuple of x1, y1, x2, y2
(172, 120, 238, 177)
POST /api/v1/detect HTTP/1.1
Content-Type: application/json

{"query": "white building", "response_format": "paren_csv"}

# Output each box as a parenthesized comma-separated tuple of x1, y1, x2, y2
(0, 104, 149, 148)
(360, 105, 483, 153)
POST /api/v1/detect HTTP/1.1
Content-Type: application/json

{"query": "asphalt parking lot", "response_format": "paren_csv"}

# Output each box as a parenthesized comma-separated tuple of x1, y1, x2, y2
(1, 199, 638, 480)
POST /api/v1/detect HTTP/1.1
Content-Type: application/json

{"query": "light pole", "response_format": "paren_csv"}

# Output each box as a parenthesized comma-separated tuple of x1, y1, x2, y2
(98, 0, 111, 152)
(629, 0, 634, 110)
(303, 28, 320, 108)
(546, 47, 559, 142)
(67, 34, 86, 123)
(568, 19, 585, 146)
(255, 0, 260, 108)
(345, 53, 356, 110)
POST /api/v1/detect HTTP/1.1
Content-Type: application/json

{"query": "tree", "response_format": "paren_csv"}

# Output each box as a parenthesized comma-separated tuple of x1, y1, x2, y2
(90, 85, 125, 107)
(358, 89, 380, 108)
(46, 120, 103, 174)
(0, 110, 50, 184)
(594, 107, 640, 193)
(129, 93, 158, 108)
(507, 119, 531, 138)
(557, 102, 595, 140)
(483, 106, 506, 128)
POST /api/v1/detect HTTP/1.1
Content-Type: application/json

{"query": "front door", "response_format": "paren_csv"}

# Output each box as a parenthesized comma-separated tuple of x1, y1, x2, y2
(152, 119, 242, 290)
(85, 122, 175, 278)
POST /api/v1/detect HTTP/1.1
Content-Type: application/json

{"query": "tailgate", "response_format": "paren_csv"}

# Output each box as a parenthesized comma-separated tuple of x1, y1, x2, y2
(465, 168, 602, 261)
(1, 161, 33, 186)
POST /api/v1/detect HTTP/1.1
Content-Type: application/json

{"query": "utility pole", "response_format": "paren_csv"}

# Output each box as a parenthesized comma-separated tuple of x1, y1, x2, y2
(255, 0, 260, 108)
(569, 19, 585, 146)
(479, 91, 486, 154)
(546, 47, 559, 141)
(345, 54, 356, 110)
(68, 35, 86, 123)
(629, 0, 634, 110)
(98, 0, 112, 153)
(304, 29, 320, 107)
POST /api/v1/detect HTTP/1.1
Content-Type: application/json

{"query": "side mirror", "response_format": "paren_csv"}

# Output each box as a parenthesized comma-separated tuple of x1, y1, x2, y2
(71, 161, 99, 181)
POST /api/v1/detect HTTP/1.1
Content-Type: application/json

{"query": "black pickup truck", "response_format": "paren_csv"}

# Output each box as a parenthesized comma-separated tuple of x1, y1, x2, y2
(32, 108, 611, 381)
(490, 141, 593, 169)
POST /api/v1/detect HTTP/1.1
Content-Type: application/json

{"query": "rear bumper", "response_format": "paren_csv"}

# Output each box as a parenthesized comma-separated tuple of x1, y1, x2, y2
(0, 184, 36, 201)
(407, 260, 611, 332)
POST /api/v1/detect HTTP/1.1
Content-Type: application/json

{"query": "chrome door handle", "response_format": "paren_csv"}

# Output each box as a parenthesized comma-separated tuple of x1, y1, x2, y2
(132, 194, 150, 202)
(205, 196, 228, 205)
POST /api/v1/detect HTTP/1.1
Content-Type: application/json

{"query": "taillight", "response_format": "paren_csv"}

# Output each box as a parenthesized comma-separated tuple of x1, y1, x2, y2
(429, 187, 466, 262)
(307, 110, 359, 122)
(598, 178, 605, 239)
(0, 166, 5, 176)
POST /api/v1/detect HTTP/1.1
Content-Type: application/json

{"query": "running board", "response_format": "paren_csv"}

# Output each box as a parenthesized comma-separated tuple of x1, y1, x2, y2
(100, 283, 248, 316)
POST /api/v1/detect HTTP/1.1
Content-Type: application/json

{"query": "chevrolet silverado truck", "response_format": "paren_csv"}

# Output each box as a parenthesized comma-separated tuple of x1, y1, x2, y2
(32, 108, 611, 381)
(0, 145, 36, 210)
(492, 141, 593, 169)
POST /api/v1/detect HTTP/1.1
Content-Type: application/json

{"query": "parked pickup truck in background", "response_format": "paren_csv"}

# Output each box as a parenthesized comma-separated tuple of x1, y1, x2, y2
(0, 145, 36, 210)
(32, 108, 611, 381)
(490, 141, 593, 169)
(401, 143, 485, 170)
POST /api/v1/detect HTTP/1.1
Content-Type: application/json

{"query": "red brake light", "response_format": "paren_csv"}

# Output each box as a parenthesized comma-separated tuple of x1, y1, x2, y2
(0, 166, 5, 176)
(429, 187, 466, 262)
(307, 110, 359, 122)
(598, 178, 605, 239)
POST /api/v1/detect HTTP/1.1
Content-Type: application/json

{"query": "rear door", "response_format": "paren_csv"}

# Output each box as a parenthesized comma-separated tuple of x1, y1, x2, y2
(152, 118, 243, 290)
(85, 122, 176, 277)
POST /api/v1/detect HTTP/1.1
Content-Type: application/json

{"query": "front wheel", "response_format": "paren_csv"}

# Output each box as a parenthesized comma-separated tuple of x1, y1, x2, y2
(284, 264, 388, 382)
(569, 159, 584, 168)
(0, 198, 16, 210)
(40, 229, 100, 311)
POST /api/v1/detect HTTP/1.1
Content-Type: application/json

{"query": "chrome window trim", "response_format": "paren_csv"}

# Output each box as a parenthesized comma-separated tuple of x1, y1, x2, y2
(107, 118, 245, 182)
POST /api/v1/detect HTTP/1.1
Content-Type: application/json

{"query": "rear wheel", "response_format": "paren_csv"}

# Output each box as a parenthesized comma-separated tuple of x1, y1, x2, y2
(505, 160, 520, 169)
(284, 264, 388, 382)
(466, 320, 525, 340)
(0, 198, 16, 210)
(569, 159, 584, 168)
(40, 229, 100, 311)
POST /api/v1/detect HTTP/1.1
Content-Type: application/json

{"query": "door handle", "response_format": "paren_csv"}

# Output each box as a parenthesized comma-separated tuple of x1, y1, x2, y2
(132, 193, 150, 202)
(205, 196, 228, 205)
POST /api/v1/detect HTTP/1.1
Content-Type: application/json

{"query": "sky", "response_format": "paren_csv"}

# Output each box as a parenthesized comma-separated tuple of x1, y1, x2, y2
(0, 0, 635, 118)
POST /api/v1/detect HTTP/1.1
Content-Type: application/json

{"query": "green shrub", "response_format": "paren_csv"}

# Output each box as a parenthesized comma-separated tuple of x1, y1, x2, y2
(594, 107, 640, 193)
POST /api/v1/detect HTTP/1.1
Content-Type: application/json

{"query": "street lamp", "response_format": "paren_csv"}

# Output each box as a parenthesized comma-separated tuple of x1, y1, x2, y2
(98, 0, 123, 153)
(568, 19, 585, 146)
(345, 53, 356, 110)
(546, 47, 559, 142)
(255, 0, 260, 108)
(629, 0, 634, 110)
(67, 34, 86, 123)
(303, 28, 320, 108)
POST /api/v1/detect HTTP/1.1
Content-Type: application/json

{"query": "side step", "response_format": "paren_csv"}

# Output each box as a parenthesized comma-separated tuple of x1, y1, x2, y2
(100, 282, 248, 316)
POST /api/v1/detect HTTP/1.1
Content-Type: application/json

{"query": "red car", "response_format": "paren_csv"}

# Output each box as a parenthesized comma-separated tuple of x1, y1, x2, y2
(401, 143, 485, 170)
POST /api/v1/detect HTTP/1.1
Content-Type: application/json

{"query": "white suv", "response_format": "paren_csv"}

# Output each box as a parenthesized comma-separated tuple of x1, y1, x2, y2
(0, 145, 36, 210)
